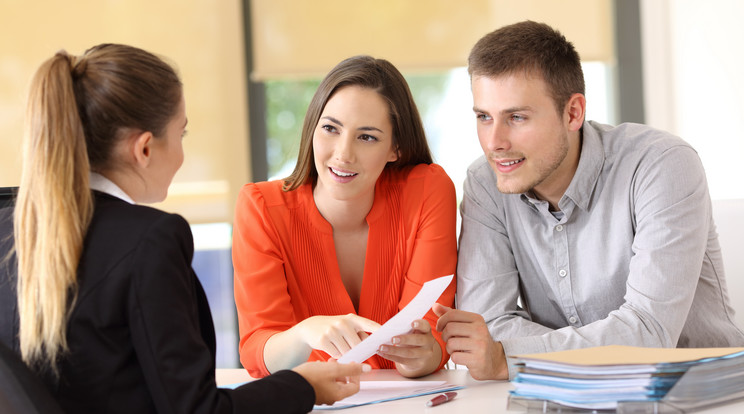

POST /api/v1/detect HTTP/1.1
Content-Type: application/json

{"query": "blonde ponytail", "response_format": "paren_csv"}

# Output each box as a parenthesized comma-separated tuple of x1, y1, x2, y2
(14, 43, 182, 374)
(14, 51, 93, 372)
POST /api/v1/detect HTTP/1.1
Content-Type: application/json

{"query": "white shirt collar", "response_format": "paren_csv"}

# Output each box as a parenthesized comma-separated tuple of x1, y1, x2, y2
(89, 172, 135, 204)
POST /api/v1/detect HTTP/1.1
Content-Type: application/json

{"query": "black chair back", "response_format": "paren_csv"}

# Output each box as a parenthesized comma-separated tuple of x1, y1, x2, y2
(0, 341, 64, 414)
(0, 187, 17, 209)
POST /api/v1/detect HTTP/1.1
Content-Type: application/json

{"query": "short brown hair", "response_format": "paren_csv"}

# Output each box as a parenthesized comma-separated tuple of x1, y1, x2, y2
(468, 21, 585, 113)
(283, 55, 432, 191)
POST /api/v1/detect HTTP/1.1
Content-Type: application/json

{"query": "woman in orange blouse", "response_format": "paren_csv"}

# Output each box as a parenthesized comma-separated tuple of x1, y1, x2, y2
(233, 56, 457, 379)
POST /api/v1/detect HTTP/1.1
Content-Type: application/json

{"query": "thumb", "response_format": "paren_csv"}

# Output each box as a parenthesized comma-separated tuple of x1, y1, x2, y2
(432, 302, 452, 317)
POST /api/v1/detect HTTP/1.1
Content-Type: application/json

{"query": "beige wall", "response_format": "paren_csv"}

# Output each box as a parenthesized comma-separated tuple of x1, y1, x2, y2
(251, 0, 614, 80)
(0, 0, 250, 223)
(1, 0, 615, 224)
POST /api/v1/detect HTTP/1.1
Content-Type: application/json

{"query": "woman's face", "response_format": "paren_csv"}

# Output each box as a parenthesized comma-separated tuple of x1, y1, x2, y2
(145, 94, 187, 203)
(312, 85, 398, 205)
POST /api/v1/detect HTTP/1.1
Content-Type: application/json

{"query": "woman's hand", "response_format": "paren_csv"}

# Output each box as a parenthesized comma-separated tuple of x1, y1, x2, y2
(292, 360, 371, 405)
(375, 318, 442, 378)
(297, 314, 381, 359)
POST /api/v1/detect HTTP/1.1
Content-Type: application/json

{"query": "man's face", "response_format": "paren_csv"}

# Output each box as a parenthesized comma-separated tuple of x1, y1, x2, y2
(471, 73, 578, 202)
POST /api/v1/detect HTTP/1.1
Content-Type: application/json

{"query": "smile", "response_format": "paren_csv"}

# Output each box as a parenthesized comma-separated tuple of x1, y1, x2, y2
(330, 167, 358, 178)
(499, 158, 525, 167)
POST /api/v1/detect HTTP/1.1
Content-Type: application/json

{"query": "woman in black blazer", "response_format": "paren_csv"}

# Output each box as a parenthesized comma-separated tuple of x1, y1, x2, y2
(1, 43, 366, 413)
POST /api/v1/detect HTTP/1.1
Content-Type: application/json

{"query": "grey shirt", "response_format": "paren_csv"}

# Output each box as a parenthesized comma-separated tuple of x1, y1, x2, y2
(457, 121, 744, 377)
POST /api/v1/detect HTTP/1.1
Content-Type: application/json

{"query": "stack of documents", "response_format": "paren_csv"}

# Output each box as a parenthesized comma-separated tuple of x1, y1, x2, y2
(508, 345, 744, 411)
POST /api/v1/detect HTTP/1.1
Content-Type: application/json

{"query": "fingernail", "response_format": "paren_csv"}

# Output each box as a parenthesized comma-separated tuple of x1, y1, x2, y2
(379, 345, 387, 352)
(362, 364, 372, 372)
(392, 337, 400, 344)
(413, 321, 420, 329)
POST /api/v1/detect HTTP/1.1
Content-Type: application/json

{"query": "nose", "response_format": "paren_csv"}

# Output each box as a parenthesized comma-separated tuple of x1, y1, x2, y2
(333, 132, 355, 163)
(481, 122, 511, 153)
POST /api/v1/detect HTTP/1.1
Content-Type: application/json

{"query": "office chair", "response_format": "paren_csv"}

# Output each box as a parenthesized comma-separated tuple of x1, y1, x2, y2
(0, 187, 62, 413)
(0, 341, 64, 414)
(0, 187, 16, 209)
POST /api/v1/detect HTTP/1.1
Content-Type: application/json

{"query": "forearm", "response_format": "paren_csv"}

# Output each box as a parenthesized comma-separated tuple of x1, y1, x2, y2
(263, 325, 314, 374)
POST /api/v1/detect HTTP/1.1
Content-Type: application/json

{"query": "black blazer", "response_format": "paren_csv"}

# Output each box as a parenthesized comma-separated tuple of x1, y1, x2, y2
(0, 192, 314, 414)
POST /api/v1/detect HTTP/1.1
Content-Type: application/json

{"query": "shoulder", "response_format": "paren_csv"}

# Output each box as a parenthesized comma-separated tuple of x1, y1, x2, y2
(587, 121, 696, 158)
(88, 193, 192, 258)
(387, 163, 455, 193)
(236, 180, 303, 210)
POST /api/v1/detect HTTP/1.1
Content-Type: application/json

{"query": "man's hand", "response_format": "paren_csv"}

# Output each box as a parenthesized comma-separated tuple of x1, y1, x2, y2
(433, 303, 509, 380)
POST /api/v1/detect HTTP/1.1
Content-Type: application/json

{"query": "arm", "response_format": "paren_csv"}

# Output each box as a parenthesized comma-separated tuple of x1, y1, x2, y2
(458, 146, 712, 376)
(233, 184, 380, 375)
(377, 165, 458, 377)
(457, 160, 553, 340)
(127, 213, 319, 413)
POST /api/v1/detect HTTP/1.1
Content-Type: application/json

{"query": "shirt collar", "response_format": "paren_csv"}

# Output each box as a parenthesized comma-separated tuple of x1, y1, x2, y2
(559, 121, 605, 211)
(89, 172, 135, 204)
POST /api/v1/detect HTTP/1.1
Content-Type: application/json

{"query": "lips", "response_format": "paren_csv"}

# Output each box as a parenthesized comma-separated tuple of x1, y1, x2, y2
(328, 166, 358, 183)
(494, 157, 525, 173)
(330, 167, 357, 177)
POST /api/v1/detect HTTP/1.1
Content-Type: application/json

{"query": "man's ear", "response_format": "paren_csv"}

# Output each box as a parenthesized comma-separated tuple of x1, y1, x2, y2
(565, 93, 586, 132)
(131, 131, 154, 168)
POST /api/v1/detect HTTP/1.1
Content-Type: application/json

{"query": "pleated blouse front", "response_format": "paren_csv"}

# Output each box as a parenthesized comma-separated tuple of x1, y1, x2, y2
(233, 164, 457, 377)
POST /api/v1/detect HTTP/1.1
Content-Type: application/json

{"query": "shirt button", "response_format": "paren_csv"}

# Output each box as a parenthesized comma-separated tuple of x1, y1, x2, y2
(555, 225, 564, 232)
(569, 316, 577, 324)
(559, 269, 567, 277)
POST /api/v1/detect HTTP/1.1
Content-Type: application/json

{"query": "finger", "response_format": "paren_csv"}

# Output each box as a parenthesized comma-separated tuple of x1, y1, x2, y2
(318, 336, 343, 359)
(378, 343, 426, 360)
(448, 335, 488, 354)
(334, 362, 370, 378)
(392, 330, 432, 348)
(347, 314, 382, 333)
(436, 309, 481, 331)
(440, 320, 478, 340)
(335, 322, 366, 350)
(411, 319, 431, 334)
(432, 302, 452, 317)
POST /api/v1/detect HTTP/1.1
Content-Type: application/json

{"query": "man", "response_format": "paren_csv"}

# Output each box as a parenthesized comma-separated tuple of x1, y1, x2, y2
(434, 20, 744, 380)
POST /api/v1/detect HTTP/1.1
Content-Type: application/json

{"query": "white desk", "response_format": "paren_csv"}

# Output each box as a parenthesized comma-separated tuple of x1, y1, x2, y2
(216, 368, 744, 413)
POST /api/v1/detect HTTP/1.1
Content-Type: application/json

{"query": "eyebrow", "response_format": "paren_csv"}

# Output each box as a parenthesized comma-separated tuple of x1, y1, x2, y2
(472, 106, 533, 115)
(321, 116, 385, 133)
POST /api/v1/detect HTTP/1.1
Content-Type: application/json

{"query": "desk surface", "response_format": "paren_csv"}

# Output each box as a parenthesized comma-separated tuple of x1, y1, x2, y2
(216, 368, 744, 413)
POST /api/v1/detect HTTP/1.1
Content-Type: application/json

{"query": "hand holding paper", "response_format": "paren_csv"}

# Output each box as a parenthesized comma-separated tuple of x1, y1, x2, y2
(337, 274, 453, 364)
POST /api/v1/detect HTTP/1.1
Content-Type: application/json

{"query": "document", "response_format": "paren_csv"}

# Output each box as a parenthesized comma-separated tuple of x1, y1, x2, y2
(509, 345, 744, 411)
(337, 274, 453, 364)
(314, 380, 462, 410)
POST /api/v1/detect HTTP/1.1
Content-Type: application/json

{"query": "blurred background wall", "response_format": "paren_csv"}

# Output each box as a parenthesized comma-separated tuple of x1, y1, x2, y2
(1, 0, 742, 367)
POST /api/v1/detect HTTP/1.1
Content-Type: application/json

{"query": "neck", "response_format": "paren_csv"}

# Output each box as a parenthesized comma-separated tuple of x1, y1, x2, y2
(532, 129, 582, 210)
(313, 188, 374, 232)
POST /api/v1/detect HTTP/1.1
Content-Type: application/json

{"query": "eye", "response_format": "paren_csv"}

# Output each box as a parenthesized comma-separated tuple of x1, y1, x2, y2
(181, 129, 188, 139)
(510, 114, 526, 122)
(476, 113, 492, 122)
(359, 134, 379, 143)
(321, 124, 338, 133)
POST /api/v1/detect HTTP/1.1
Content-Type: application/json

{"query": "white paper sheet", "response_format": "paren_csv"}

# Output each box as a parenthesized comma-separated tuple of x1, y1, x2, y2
(314, 380, 462, 410)
(337, 274, 453, 364)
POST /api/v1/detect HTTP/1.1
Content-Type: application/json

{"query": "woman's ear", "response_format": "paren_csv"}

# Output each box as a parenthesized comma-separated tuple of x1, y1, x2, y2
(388, 146, 400, 163)
(131, 131, 154, 168)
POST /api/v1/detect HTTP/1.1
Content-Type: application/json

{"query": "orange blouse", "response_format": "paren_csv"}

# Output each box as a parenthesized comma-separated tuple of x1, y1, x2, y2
(232, 163, 457, 377)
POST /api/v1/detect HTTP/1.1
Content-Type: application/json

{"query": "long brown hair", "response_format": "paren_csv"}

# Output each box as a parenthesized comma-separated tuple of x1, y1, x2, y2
(14, 44, 182, 373)
(283, 55, 432, 191)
